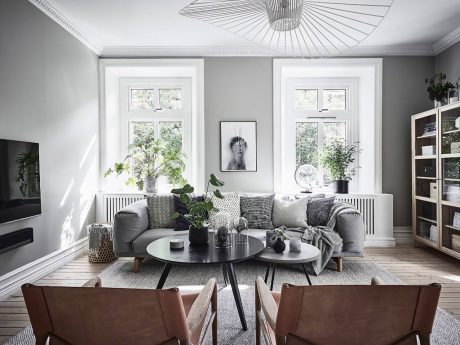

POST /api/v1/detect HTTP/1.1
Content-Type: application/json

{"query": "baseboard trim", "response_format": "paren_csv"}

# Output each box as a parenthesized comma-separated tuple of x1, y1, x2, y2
(0, 237, 88, 301)
(364, 235, 396, 248)
(394, 226, 413, 245)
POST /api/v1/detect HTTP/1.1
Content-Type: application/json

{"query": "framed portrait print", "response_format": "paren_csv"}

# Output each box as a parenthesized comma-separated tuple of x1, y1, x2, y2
(220, 121, 257, 172)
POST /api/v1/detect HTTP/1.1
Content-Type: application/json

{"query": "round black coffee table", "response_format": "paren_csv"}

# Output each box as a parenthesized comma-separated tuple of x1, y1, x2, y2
(146, 233, 264, 331)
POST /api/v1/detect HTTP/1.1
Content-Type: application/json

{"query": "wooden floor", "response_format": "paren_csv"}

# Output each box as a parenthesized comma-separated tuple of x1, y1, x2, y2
(0, 245, 459, 344)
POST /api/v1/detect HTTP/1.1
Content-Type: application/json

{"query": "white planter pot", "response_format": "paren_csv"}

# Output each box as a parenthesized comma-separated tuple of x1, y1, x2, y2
(144, 177, 158, 193)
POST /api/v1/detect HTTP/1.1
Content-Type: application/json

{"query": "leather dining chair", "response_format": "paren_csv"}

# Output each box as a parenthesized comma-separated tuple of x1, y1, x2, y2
(22, 277, 217, 345)
(255, 276, 441, 345)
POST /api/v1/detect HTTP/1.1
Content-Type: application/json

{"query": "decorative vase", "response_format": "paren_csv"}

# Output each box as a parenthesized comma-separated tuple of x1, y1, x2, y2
(266, 230, 276, 248)
(333, 180, 349, 194)
(434, 98, 448, 108)
(144, 177, 158, 193)
(273, 238, 286, 253)
(189, 226, 209, 245)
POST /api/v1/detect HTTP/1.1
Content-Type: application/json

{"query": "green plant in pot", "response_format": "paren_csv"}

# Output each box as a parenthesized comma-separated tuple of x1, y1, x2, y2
(271, 228, 289, 253)
(104, 125, 186, 193)
(171, 174, 225, 245)
(425, 73, 454, 107)
(319, 139, 360, 194)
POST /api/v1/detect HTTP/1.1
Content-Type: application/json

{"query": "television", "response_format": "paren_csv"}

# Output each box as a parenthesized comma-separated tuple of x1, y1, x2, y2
(0, 139, 41, 224)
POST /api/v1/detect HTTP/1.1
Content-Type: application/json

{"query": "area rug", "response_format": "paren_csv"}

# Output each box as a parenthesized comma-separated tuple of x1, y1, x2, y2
(5, 260, 460, 345)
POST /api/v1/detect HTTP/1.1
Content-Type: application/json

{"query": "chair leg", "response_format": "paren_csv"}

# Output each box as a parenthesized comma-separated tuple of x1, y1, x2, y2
(333, 257, 343, 272)
(255, 283, 261, 345)
(133, 257, 144, 273)
(211, 283, 218, 345)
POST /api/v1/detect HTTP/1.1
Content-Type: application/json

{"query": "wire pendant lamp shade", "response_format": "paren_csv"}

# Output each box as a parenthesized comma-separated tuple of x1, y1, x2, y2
(180, 0, 394, 56)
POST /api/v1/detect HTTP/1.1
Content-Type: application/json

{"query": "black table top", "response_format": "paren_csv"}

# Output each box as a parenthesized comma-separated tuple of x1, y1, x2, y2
(146, 233, 265, 265)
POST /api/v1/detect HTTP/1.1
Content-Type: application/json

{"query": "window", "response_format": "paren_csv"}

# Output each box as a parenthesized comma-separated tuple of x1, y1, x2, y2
(120, 78, 192, 192)
(279, 79, 357, 192)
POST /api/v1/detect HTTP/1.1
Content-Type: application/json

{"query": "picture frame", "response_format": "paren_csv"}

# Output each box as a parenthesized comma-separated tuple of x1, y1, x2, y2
(220, 121, 257, 172)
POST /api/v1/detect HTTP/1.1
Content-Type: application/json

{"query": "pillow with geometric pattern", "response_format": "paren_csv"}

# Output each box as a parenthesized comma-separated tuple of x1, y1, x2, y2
(240, 194, 275, 229)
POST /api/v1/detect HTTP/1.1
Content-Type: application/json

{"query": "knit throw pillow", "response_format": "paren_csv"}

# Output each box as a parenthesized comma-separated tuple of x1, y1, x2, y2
(240, 194, 275, 229)
(208, 192, 241, 228)
(147, 194, 175, 229)
(307, 197, 335, 227)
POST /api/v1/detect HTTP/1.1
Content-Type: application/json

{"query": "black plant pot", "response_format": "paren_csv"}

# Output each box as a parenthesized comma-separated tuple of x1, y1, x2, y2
(189, 226, 209, 245)
(333, 180, 349, 194)
(273, 238, 286, 253)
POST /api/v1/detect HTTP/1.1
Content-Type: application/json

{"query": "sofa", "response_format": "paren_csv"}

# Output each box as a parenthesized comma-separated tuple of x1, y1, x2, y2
(113, 194, 365, 273)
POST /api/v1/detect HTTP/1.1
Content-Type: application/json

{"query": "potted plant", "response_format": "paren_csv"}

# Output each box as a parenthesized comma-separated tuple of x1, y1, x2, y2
(319, 139, 359, 194)
(171, 174, 225, 245)
(425, 73, 455, 107)
(104, 125, 186, 193)
(271, 228, 289, 253)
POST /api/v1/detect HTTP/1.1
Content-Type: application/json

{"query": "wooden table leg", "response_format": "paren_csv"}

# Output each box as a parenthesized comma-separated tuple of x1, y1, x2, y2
(225, 262, 247, 331)
(156, 263, 172, 289)
(133, 257, 144, 273)
(333, 257, 343, 272)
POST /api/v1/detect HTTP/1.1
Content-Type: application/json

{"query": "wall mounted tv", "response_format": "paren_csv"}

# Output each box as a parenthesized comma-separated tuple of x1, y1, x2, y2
(0, 139, 41, 224)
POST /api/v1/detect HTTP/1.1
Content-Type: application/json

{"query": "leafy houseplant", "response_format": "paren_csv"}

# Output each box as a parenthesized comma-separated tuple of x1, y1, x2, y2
(271, 228, 289, 253)
(319, 139, 359, 194)
(425, 73, 454, 107)
(104, 125, 186, 193)
(171, 174, 225, 245)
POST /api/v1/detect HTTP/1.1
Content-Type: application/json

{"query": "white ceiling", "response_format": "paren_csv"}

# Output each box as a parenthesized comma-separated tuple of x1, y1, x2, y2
(32, 0, 460, 56)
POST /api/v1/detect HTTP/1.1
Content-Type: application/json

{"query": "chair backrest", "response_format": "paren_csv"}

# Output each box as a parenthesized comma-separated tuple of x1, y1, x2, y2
(275, 283, 441, 345)
(22, 284, 190, 345)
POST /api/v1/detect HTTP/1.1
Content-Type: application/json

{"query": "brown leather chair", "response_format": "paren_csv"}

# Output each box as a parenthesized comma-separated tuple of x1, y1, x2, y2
(255, 276, 441, 345)
(22, 277, 217, 345)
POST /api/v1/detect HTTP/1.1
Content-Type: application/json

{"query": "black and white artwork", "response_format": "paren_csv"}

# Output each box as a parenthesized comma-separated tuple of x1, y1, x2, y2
(220, 121, 257, 172)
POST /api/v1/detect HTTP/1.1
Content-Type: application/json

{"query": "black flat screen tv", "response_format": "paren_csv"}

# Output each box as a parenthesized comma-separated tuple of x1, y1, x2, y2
(0, 139, 41, 224)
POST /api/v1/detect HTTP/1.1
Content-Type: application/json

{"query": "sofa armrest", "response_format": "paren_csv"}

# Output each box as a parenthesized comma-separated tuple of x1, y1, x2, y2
(113, 199, 149, 255)
(335, 212, 364, 254)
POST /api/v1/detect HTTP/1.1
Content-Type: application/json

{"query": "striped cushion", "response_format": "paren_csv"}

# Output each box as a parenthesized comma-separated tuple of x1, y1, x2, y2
(240, 194, 275, 229)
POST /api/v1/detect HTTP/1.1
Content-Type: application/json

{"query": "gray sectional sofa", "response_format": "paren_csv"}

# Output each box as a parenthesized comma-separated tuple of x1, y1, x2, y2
(113, 194, 365, 273)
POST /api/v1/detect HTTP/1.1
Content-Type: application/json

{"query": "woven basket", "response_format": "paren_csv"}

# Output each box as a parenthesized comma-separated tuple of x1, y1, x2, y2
(88, 234, 117, 263)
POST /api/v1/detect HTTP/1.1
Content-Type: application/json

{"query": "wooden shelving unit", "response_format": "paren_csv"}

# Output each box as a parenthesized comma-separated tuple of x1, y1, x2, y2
(412, 102, 460, 260)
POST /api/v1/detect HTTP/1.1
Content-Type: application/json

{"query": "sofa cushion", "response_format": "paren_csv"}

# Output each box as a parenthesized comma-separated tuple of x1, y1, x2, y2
(240, 194, 275, 229)
(307, 197, 335, 227)
(208, 192, 240, 228)
(147, 194, 175, 229)
(272, 197, 308, 228)
(173, 195, 205, 231)
(335, 212, 364, 253)
(132, 229, 188, 253)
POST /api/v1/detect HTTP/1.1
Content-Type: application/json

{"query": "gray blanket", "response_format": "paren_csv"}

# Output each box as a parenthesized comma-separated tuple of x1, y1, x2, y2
(282, 201, 359, 275)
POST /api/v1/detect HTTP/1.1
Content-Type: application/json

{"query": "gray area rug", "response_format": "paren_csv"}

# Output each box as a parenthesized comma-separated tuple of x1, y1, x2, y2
(5, 260, 460, 345)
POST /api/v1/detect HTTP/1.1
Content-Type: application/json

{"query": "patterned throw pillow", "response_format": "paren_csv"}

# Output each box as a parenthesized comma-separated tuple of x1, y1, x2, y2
(147, 194, 175, 229)
(208, 192, 241, 228)
(240, 194, 275, 230)
(307, 197, 335, 227)
(173, 195, 205, 231)
(272, 197, 308, 228)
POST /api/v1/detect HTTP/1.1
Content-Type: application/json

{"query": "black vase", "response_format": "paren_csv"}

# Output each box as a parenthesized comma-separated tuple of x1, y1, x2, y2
(189, 226, 209, 245)
(333, 180, 349, 194)
(273, 238, 286, 253)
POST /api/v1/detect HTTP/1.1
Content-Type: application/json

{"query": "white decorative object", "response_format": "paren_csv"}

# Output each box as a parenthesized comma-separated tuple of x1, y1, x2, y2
(451, 142, 460, 153)
(429, 225, 437, 243)
(170, 238, 184, 250)
(446, 185, 460, 203)
(455, 116, 460, 129)
(422, 145, 435, 155)
(453, 212, 460, 228)
(295, 164, 319, 193)
(180, 0, 393, 56)
(289, 238, 302, 253)
(430, 183, 438, 200)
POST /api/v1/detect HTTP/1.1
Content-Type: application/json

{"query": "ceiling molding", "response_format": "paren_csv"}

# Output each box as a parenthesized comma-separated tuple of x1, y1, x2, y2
(28, 0, 102, 55)
(101, 45, 435, 58)
(433, 26, 460, 55)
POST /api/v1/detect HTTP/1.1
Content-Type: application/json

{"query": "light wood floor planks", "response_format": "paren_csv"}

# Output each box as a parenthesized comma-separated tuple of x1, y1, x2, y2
(0, 245, 459, 344)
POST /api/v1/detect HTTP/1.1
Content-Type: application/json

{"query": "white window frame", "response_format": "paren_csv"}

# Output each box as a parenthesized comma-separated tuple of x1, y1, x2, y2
(284, 78, 358, 192)
(274, 58, 383, 194)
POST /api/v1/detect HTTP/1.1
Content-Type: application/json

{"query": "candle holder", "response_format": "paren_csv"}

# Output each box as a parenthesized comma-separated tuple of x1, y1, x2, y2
(234, 217, 249, 244)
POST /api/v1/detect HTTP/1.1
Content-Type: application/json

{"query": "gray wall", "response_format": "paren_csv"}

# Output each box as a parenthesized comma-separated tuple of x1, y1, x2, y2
(382, 57, 434, 227)
(0, 0, 99, 275)
(204, 57, 435, 227)
(436, 42, 460, 82)
(204, 58, 273, 192)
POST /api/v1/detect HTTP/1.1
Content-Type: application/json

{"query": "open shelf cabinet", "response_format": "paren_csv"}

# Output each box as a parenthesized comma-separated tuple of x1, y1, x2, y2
(412, 102, 460, 260)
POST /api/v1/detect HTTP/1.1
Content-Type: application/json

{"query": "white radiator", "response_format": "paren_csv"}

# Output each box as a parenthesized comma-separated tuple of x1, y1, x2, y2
(96, 193, 394, 247)
(96, 193, 145, 224)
